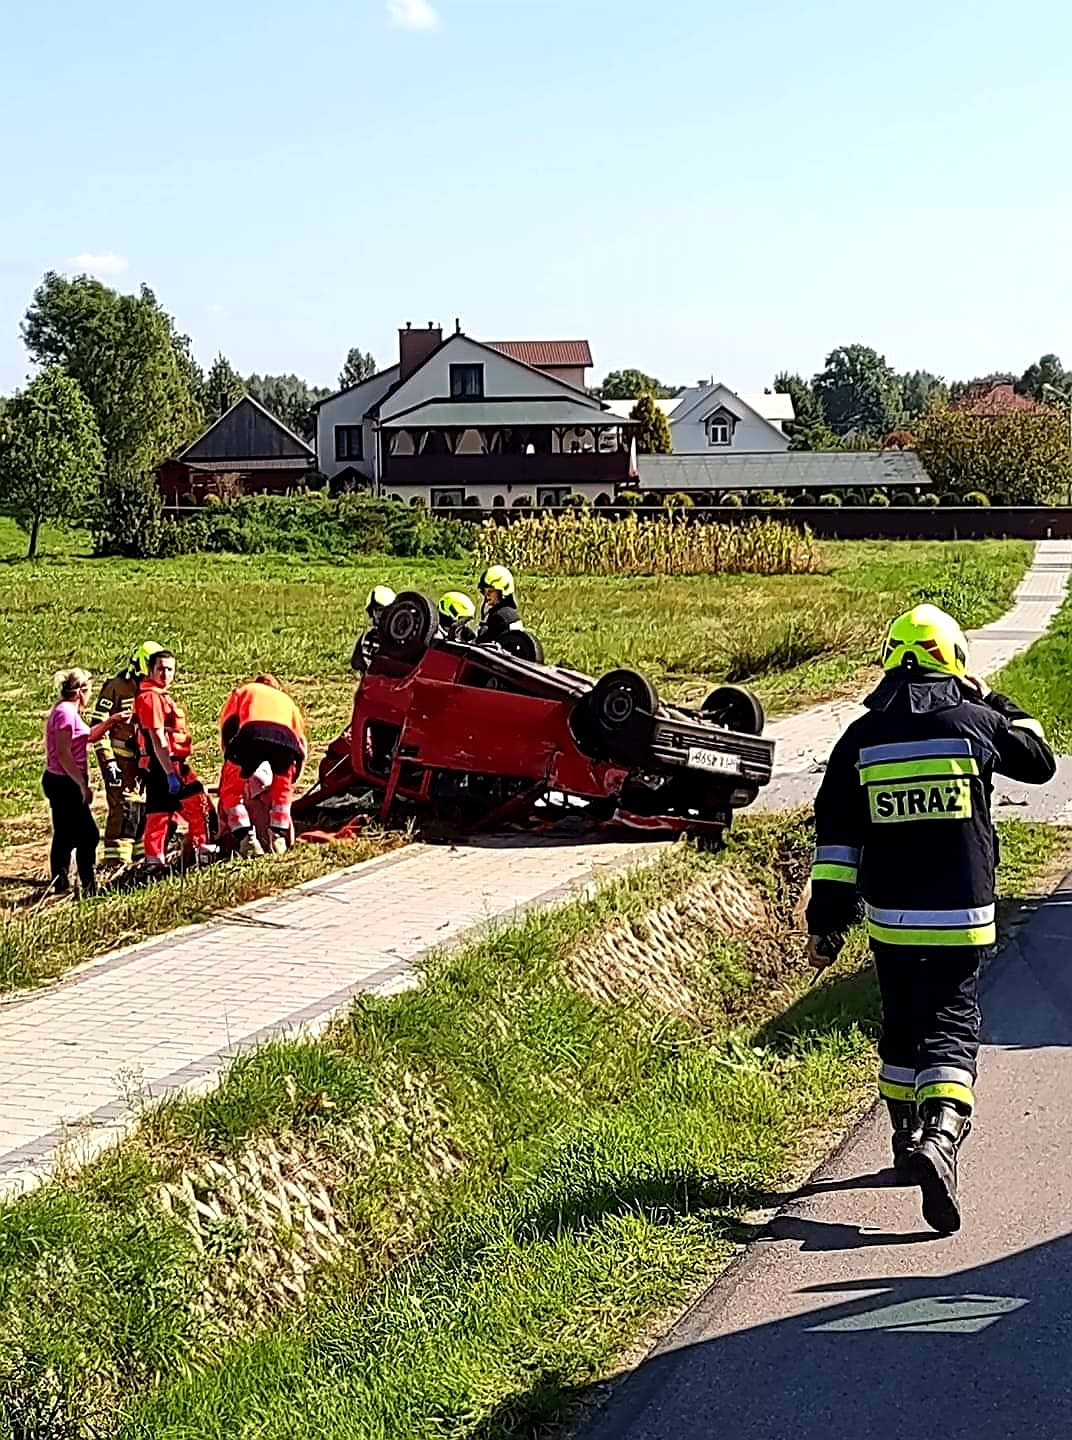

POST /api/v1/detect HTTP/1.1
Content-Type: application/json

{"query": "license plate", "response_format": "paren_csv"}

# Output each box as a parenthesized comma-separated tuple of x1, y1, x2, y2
(687, 746, 739, 776)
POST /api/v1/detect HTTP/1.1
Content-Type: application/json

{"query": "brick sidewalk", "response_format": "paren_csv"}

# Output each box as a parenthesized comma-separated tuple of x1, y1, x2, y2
(0, 835, 663, 1195)
(1, 540, 1066, 1197)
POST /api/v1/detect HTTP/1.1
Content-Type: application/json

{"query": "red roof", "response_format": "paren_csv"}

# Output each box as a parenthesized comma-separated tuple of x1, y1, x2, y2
(488, 340, 593, 369)
(952, 383, 1044, 416)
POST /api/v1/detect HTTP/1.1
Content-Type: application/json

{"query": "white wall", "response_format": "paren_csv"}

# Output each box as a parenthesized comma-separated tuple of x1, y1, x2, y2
(379, 336, 600, 421)
(669, 384, 788, 454)
(381, 480, 614, 510)
(316, 366, 400, 483)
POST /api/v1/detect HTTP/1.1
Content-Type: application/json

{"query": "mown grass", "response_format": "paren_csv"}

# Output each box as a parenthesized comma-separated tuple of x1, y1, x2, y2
(0, 816, 1058, 1439)
(0, 523, 1030, 852)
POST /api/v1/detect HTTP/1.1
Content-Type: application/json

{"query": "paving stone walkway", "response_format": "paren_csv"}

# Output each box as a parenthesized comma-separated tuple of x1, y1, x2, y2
(0, 540, 1067, 1197)
(0, 835, 659, 1195)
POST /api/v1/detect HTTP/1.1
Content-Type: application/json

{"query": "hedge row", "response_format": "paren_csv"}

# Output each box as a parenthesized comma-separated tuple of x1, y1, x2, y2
(159, 495, 475, 559)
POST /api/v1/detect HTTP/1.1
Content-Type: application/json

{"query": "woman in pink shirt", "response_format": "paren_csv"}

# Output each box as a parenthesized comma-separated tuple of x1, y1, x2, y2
(44, 669, 120, 896)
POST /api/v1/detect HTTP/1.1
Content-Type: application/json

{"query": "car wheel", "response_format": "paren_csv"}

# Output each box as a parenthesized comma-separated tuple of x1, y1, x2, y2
(498, 630, 545, 664)
(589, 669, 658, 755)
(380, 592, 438, 662)
(701, 685, 765, 735)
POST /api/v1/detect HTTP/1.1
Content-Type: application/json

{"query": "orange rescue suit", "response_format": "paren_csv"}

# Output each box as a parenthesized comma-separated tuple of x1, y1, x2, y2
(219, 682, 307, 776)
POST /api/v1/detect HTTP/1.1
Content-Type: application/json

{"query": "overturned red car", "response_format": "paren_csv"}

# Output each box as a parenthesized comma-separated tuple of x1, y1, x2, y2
(297, 593, 774, 841)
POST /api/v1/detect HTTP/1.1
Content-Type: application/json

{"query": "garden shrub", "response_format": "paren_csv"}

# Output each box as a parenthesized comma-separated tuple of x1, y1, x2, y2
(159, 494, 474, 559)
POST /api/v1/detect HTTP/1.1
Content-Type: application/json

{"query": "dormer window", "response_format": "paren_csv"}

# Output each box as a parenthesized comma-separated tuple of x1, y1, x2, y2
(705, 407, 735, 446)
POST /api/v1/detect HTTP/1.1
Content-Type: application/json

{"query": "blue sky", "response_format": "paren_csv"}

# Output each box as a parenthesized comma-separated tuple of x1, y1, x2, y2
(2, 0, 1071, 395)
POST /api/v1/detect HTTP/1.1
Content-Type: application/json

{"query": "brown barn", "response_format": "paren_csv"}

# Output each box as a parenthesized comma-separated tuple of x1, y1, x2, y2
(156, 395, 315, 506)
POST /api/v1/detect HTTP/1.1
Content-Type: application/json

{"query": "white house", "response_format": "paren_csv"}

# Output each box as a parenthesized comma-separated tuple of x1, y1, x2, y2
(316, 324, 634, 508)
(604, 383, 793, 453)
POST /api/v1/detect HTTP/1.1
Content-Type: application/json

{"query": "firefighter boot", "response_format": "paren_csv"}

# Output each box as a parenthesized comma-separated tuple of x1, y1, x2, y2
(886, 1098, 922, 1181)
(910, 1099, 972, 1234)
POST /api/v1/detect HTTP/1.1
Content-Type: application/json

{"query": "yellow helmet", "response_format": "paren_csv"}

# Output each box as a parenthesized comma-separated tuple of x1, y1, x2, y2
(439, 591, 476, 624)
(131, 640, 165, 676)
(881, 604, 969, 678)
(478, 564, 515, 599)
(367, 584, 396, 619)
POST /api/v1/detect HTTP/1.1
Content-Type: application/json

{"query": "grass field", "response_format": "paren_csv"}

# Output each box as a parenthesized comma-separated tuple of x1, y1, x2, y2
(992, 582, 1072, 753)
(0, 521, 1032, 851)
(0, 816, 1061, 1438)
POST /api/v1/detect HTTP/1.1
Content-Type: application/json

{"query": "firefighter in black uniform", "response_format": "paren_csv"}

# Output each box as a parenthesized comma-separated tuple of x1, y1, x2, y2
(351, 585, 396, 674)
(476, 565, 523, 645)
(806, 603, 1054, 1234)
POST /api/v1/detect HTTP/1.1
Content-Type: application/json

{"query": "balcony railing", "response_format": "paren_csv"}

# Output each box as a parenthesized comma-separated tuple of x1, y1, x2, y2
(382, 452, 631, 486)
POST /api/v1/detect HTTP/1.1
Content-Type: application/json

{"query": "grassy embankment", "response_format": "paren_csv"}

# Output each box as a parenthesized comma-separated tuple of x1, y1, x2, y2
(0, 814, 1062, 1439)
(991, 577, 1072, 752)
(0, 521, 1031, 991)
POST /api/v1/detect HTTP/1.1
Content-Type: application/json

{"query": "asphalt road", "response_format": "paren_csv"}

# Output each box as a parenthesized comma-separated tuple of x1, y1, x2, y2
(577, 871, 1072, 1440)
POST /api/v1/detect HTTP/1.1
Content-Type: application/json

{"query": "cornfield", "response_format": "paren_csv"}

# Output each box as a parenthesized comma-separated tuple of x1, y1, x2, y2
(475, 512, 818, 577)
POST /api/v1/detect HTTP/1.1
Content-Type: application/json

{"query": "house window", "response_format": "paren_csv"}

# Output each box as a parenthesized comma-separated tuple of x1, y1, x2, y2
(335, 425, 364, 461)
(450, 363, 484, 399)
(537, 487, 570, 508)
(706, 413, 732, 447)
(431, 488, 465, 508)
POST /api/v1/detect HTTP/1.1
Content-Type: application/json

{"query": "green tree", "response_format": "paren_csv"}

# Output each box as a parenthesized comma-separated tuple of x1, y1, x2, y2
(899, 370, 948, 421)
(630, 393, 673, 455)
(21, 274, 203, 555)
(774, 371, 824, 448)
(204, 353, 246, 422)
(916, 405, 1072, 505)
(1016, 353, 1070, 402)
(23, 275, 203, 475)
(338, 347, 378, 389)
(245, 373, 331, 443)
(599, 369, 674, 400)
(812, 344, 903, 436)
(0, 368, 103, 557)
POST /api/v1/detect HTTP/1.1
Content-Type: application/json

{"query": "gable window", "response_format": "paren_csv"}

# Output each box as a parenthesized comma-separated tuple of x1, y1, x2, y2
(705, 410, 734, 447)
(335, 425, 364, 461)
(450, 363, 485, 399)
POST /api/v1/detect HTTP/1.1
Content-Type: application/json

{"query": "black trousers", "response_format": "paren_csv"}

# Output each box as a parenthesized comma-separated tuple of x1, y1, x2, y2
(42, 770, 99, 892)
(873, 941, 984, 1082)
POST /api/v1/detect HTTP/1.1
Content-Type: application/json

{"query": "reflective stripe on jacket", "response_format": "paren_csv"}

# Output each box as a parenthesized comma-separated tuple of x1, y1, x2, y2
(91, 671, 140, 761)
(805, 672, 1055, 948)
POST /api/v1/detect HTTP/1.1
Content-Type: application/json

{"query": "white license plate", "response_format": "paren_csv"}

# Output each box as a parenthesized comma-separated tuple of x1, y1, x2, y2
(687, 746, 739, 776)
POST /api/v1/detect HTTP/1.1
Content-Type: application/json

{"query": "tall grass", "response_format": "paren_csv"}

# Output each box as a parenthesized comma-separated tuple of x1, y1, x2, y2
(476, 513, 819, 576)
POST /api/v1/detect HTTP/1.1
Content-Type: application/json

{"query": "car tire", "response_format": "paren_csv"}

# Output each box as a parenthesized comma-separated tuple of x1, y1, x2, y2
(701, 685, 765, 736)
(588, 669, 658, 756)
(379, 592, 438, 662)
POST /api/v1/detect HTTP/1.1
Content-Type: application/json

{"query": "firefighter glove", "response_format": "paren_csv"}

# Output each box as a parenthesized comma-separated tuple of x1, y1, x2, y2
(166, 771, 182, 797)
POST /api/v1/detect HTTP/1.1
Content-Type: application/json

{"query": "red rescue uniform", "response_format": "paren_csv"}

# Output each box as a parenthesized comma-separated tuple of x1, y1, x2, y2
(218, 681, 307, 838)
(134, 683, 208, 861)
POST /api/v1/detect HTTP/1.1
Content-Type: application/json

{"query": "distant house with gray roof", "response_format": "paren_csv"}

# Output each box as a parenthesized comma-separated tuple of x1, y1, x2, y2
(604, 382, 794, 454)
(637, 450, 932, 495)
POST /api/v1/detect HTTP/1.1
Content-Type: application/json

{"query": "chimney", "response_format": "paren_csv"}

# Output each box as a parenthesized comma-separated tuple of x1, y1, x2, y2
(399, 319, 443, 379)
